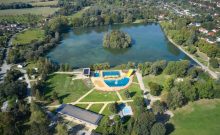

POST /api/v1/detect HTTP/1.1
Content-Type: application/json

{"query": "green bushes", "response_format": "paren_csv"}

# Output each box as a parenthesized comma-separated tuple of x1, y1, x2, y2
(164, 60, 190, 77)
(148, 82, 162, 96)
(209, 58, 219, 68)
(103, 30, 132, 49)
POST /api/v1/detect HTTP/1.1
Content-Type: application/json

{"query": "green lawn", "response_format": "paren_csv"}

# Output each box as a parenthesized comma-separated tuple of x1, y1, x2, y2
(75, 104, 88, 109)
(12, 28, 45, 45)
(45, 74, 90, 103)
(170, 99, 220, 135)
(81, 90, 119, 102)
(143, 74, 172, 88)
(68, 6, 90, 20)
(0, 0, 41, 4)
(31, 1, 58, 6)
(0, 7, 60, 16)
(133, 75, 139, 83)
(101, 103, 114, 116)
(88, 104, 104, 113)
(119, 83, 142, 100)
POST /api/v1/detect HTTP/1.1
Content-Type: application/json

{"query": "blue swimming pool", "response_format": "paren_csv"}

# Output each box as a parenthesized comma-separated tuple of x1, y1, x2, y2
(103, 71, 120, 77)
(93, 72, 100, 77)
(104, 77, 129, 87)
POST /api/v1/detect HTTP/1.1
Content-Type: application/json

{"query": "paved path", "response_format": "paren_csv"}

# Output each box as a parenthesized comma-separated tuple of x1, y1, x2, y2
(168, 37, 219, 79)
(99, 103, 108, 114)
(19, 69, 32, 103)
(73, 88, 95, 103)
(86, 103, 93, 110)
(116, 91, 123, 101)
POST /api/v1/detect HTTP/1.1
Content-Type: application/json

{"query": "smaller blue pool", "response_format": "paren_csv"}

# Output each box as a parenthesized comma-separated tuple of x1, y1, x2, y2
(104, 77, 129, 87)
(103, 71, 120, 77)
(93, 72, 100, 77)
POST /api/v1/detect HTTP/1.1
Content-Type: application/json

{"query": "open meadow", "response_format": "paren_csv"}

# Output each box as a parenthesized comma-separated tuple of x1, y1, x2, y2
(0, 7, 60, 17)
(170, 99, 220, 135)
(12, 28, 45, 45)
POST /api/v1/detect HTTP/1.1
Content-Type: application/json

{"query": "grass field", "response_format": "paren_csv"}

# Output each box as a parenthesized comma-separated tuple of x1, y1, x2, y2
(119, 83, 142, 100)
(12, 28, 45, 45)
(75, 104, 88, 109)
(31, 1, 58, 6)
(170, 99, 220, 135)
(88, 104, 104, 113)
(133, 75, 138, 83)
(143, 74, 172, 88)
(68, 6, 90, 20)
(0, 0, 42, 4)
(81, 90, 119, 102)
(45, 74, 90, 103)
(0, 7, 60, 17)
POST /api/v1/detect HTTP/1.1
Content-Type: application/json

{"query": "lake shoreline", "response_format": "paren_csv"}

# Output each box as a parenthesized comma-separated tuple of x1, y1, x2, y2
(161, 26, 219, 79)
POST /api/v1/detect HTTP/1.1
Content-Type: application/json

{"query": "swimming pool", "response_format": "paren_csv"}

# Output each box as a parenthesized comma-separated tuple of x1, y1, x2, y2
(104, 77, 130, 87)
(103, 71, 120, 77)
(93, 72, 100, 77)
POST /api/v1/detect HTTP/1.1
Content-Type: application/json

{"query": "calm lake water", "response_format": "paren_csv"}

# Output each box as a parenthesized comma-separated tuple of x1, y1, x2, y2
(47, 23, 192, 68)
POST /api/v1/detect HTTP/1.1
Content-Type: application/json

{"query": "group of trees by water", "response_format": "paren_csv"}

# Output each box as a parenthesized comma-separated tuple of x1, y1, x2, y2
(103, 30, 132, 49)
(138, 60, 220, 110)
(160, 18, 220, 69)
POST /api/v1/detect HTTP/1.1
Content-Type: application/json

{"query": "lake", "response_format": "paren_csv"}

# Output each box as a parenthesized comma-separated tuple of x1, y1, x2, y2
(47, 23, 192, 68)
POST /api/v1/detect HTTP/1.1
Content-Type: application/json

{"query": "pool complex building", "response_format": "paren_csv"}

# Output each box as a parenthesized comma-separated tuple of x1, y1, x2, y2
(91, 70, 134, 91)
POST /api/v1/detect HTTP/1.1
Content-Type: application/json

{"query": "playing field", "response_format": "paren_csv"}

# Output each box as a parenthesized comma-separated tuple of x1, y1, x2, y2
(12, 28, 45, 45)
(81, 90, 119, 102)
(0, 7, 60, 17)
(170, 99, 220, 135)
(45, 74, 91, 103)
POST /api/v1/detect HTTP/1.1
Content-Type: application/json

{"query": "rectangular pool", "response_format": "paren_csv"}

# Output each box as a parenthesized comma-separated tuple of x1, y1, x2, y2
(103, 71, 120, 77)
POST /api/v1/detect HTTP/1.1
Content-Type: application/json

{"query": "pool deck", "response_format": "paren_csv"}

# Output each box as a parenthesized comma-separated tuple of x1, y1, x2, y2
(91, 70, 134, 91)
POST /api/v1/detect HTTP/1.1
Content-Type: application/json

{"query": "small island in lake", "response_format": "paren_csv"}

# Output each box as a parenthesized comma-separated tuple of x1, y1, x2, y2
(103, 30, 132, 49)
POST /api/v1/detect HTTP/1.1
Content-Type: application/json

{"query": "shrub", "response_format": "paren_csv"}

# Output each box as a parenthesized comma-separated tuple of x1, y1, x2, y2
(148, 82, 162, 96)
(209, 58, 219, 68)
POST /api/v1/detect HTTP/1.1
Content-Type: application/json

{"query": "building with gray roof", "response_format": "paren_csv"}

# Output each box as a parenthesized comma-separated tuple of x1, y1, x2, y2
(56, 104, 102, 129)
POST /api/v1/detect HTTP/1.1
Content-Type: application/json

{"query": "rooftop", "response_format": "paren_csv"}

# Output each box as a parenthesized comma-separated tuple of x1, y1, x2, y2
(56, 104, 102, 125)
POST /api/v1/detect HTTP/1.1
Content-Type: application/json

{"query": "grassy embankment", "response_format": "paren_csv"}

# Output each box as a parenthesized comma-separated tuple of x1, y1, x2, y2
(12, 28, 45, 45)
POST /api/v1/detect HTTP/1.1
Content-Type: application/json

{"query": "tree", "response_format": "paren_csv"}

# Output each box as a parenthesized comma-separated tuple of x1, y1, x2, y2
(110, 102, 118, 113)
(209, 58, 219, 68)
(55, 123, 68, 135)
(25, 122, 50, 135)
(124, 90, 131, 99)
(29, 102, 48, 125)
(103, 30, 132, 48)
(176, 80, 198, 102)
(166, 89, 185, 109)
(148, 82, 162, 96)
(150, 122, 166, 135)
(196, 80, 214, 99)
(150, 60, 167, 75)
(134, 111, 156, 135)
(164, 60, 190, 77)
(152, 100, 165, 115)
(52, 91, 59, 101)
(164, 78, 174, 91)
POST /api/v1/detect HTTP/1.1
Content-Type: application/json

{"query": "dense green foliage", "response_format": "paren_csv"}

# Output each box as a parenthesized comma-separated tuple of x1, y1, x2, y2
(148, 82, 162, 96)
(209, 58, 219, 68)
(103, 30, 132, 49)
